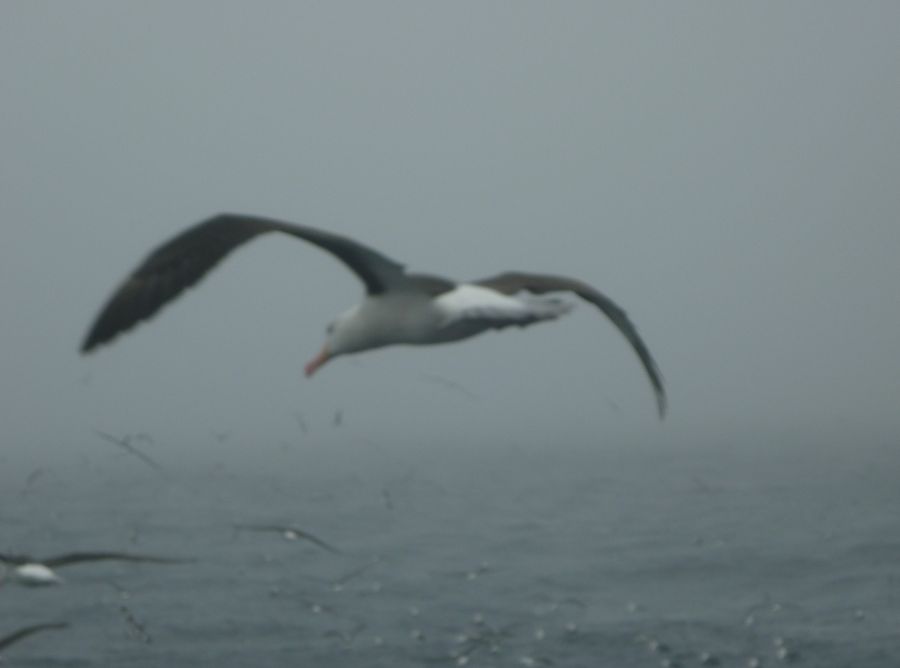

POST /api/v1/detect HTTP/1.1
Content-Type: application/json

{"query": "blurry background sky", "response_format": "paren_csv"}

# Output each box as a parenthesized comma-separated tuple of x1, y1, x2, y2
(2, 2, 899, 465)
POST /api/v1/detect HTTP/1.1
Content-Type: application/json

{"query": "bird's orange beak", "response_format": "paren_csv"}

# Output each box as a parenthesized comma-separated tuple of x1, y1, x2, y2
(304, 345, 331, 377)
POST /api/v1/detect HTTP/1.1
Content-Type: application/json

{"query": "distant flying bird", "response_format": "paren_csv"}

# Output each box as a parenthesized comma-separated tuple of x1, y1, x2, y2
(233, 523, 342, 554)
(0, 552, 191, 586)
(0, 622, 68, 652)
(81, 214, 666, 417)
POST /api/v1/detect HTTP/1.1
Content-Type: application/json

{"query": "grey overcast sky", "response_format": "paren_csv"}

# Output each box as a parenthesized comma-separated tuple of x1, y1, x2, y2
(2, 2, 899, 459)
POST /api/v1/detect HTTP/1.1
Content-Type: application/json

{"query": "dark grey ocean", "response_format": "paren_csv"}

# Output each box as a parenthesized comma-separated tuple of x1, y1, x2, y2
(2, 437, 899, 667)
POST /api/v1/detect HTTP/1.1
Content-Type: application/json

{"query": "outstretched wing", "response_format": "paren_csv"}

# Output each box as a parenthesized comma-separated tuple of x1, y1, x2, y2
(81, 214, 406, 352)
(43, 552, 191, 568)
(0, 553, 31, 565)
(475, 272, 666, 418)
(0, 623, 68, 651)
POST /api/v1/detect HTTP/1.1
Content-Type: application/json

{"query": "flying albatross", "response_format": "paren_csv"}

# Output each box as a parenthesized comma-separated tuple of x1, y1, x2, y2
(81, 214, 666, 417)
(233, 522, 342, 554)
(0, 552, 191, 586)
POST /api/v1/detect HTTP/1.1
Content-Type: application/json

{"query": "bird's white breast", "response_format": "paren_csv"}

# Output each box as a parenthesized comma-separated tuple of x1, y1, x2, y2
(350, 292, 445, 348)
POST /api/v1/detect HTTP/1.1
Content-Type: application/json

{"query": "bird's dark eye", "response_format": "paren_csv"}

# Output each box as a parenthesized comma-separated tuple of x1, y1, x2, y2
(326, 322, 335, 335)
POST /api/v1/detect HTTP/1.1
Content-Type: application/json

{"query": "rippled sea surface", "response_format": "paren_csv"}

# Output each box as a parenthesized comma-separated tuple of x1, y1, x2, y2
(2, 438, 899, 666)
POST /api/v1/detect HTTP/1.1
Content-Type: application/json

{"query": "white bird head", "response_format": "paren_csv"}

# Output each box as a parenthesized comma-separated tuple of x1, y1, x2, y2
(305, 306, 374, 377)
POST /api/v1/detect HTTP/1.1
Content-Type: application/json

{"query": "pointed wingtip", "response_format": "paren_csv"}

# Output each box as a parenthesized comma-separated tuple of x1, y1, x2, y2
(81, 327, 121, 355)
(656, 392, 667, 421)
(80, 326, 105, 354)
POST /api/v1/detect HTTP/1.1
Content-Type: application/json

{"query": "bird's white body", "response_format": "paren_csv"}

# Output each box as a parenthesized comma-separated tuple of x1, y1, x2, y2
(329, 290, 440, 353)
(332, 284, 572, 353)
(14, 563, 62, 586)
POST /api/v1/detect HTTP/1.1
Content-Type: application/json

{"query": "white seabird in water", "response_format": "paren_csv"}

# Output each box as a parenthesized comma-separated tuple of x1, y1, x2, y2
(81, 214, 666, 417)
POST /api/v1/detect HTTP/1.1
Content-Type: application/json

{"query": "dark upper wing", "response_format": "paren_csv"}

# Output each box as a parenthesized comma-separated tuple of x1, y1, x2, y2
(43, 552, 191, 568)
(81, 214, 406, 352)
(0, 553, 31, 565)
(0, 623, 68, 651)
(475, 272, 667, 418)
